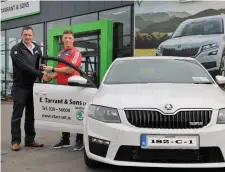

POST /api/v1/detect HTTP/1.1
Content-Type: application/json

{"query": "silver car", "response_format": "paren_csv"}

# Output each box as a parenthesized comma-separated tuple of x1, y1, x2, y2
(156, 15, 225, 77)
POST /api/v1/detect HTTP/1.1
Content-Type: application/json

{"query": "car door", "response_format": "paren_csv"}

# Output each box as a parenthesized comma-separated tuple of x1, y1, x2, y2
(33, 82, 97, 134)
(33, 55, 98, 134)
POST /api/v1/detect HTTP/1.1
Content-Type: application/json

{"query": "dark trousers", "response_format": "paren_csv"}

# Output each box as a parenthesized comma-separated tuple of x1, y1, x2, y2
(11, 87, 36, 145)
(62, 132, 83, 142)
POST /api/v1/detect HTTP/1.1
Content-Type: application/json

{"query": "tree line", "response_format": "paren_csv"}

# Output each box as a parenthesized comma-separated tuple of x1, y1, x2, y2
(135, 32, 170, 49)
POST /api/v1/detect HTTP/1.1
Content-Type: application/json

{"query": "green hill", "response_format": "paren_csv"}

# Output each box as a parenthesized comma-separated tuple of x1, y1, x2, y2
(141, 8, 225, 33)
(135, 11, 190, 30)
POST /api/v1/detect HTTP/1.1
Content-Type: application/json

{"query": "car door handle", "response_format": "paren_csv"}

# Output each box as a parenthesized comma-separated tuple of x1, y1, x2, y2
(34, 91, 47, 95)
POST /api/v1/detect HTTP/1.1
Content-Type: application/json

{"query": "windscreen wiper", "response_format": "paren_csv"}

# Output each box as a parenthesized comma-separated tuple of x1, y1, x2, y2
(193, 82, 213, 84)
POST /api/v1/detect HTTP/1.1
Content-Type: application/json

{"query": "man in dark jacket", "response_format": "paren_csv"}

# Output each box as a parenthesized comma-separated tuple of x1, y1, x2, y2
(10, 26, 49, 151)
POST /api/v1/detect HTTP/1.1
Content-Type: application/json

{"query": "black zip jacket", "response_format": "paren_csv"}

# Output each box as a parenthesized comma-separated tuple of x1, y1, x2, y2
(10, 41, 44, 89)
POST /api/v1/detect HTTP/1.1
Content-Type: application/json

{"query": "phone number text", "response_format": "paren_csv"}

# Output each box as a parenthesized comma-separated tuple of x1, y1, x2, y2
(42, 106, 70, 112)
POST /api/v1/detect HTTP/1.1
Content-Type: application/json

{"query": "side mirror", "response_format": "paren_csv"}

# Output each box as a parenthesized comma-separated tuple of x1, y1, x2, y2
(167, 32, 173, 38)
(68, 76, 87, 86)
(215, 75, 225, 85)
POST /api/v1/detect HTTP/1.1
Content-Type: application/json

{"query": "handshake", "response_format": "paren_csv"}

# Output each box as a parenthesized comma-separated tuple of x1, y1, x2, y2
(41, 64, 55, 82)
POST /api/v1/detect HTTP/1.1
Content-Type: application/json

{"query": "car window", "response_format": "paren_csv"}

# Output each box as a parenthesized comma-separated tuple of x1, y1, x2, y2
(103, 59, 214, 84)
(173, 18, 224, 38)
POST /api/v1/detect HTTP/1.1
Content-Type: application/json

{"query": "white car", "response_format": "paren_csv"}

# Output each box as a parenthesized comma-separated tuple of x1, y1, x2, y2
(33, 56, 225, 169)
(156, 15, 225, 77)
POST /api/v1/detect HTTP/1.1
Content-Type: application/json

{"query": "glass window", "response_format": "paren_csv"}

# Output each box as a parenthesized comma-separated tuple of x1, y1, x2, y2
(1, 51, 6, 81)
(5, 27, 23, 98)
(99, 6, 131, 35)
(47, 18, 70, 31)
(115, 36, 132, 58)
(6, 50, 13, 82)
(30, 23, 44, 53)
(1, 31, 6, 81)
(1, 30, 5, 50)
(59, 35, 100, 52)
(1, 30, 6, 99)
(5, 82, 13, 98)
(6, 27, 22, 50)
(1, 82, 6, 100)
(71, 13, 98, 24)
(75, 35, 99, 52)
(47, 18, 70, 54)
(122, 36, 131, 48)
(1, 50, 6, 79)
(5, 50, 13, 98)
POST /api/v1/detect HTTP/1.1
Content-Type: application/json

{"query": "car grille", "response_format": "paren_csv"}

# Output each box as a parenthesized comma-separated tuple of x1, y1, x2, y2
(114, 146, 224, 163)
(162, 47, 200, 57)
(124, 110, 212, 129)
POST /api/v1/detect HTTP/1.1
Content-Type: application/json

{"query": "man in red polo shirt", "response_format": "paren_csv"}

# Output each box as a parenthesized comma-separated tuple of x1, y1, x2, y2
(43, 30, 83, 151)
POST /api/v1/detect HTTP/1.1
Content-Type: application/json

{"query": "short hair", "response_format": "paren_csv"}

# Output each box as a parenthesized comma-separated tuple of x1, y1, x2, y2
(63, 30, 74, 36)
(21, 26, 34, 34)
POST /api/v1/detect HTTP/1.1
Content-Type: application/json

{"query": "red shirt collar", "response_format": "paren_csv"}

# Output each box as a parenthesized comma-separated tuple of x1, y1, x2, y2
(64, 46, 74, 51)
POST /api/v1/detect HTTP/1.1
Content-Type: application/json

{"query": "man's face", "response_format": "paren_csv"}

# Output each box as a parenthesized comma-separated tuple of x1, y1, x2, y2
(21, 29, 34, 44)
(62, 34, 74, 48)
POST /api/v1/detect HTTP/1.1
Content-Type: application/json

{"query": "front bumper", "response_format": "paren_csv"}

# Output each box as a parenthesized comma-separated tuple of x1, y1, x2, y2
(84, 110, 225, 168)
(156, 46, 224, 72)
(195, 48, 223, 72)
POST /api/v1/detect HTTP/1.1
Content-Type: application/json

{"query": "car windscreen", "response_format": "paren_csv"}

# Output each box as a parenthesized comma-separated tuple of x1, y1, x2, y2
(173, 18, 224, 38)
(103, 59, 214, 84)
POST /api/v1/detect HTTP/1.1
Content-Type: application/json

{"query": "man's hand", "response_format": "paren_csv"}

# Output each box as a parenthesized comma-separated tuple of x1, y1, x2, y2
(48, 72, 57, 80)
(42, 73, 52, 82)
(42, 65, 53, 73)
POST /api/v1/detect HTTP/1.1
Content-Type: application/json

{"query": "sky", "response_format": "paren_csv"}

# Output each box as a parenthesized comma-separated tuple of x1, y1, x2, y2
(135, 1, 225, 15)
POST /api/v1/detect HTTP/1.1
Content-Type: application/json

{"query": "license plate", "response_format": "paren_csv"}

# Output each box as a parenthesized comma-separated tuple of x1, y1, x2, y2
(140, 134, 199, 149)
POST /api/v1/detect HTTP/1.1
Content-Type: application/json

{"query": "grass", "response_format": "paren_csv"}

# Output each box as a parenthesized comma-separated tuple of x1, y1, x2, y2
(152, 32, 167, 38)
(135, 49, 157, 56)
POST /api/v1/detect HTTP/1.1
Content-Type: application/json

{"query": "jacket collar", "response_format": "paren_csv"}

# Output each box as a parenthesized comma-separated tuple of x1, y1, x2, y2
(19, 40, 36, 50)
(23, 41, 35, 50)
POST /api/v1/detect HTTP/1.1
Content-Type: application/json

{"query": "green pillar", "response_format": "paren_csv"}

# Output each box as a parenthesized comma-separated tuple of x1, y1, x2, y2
(47, 20, 113, 84)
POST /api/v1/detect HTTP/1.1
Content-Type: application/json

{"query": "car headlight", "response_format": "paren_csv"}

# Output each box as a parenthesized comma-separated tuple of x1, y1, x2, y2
(157, 46, 162, 54)
(88, 105, 121, 123)
(202, 43, 219, 51)
(217, 109, 225, 124)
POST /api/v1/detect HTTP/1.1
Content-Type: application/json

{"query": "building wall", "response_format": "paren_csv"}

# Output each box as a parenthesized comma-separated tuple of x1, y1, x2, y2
(1, 1, 134, 30)
(1, 1, 134, 101)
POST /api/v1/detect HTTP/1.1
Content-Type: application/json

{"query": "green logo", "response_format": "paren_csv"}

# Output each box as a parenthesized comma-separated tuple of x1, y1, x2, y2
(76, 110, 83, 120)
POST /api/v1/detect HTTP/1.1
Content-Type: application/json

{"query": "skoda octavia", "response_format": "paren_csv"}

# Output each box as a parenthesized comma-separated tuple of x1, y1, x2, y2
(83, 56, 225, 169)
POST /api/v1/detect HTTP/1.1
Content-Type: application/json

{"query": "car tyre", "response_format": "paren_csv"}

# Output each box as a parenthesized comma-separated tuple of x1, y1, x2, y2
(218, 167, 225, 171)
(84, 147, 104, 168)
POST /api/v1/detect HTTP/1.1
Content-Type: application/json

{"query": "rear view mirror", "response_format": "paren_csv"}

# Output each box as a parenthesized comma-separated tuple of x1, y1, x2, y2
(68, 76, 87, 86)
(215, 75, 225, 85)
